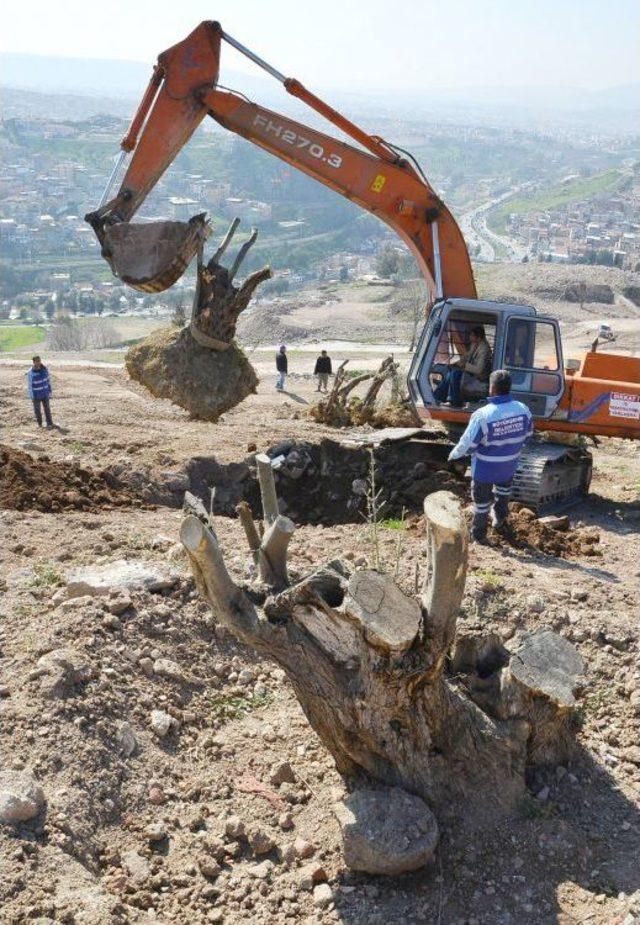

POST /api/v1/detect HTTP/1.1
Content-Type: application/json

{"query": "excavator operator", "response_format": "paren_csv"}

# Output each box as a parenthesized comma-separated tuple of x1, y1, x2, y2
(433, 324, 493, 408)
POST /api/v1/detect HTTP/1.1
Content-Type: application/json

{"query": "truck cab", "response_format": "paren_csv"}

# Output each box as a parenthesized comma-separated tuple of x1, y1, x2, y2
(408, 299, 566, 423)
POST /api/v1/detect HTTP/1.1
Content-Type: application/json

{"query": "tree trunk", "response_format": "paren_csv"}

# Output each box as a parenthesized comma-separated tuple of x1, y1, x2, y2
(180, 490, 583, 830)
(190, 219, 272, 349)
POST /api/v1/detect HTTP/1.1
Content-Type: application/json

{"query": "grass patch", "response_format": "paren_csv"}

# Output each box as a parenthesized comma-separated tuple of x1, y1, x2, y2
(28, 562, 64, 589)
(487, 169, 623, 235)
(473, 568, 504, 590)
(381, 518, 406, 531)
(0, 325, 46, 352)
(126, 532, 152, 551)
(521, 793, 556, 821)
(206, 691, 272, 723)
(580, 689, 609, 717)
(69, 441, 85, 455)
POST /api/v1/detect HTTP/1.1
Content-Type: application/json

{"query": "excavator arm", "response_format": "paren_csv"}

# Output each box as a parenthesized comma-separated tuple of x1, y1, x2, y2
(86, 20, 476, 302)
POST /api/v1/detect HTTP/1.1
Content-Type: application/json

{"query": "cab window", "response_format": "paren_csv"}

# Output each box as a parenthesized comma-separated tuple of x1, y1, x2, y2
(505, 319, 559, 371)
(504, 318, 561, 396)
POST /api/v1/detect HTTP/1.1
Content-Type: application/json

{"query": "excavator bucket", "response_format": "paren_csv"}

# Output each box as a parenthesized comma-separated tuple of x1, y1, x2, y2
(99, 214, 210, 293)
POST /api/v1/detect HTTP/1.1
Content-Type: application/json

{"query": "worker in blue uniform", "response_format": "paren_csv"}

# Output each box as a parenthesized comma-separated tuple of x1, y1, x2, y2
(448, 369, 533, 543)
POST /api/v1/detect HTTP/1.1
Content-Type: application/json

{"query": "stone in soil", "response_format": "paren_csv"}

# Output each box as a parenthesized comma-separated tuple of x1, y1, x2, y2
(0, 770, 46, 824)
(334, 786, 439, 875)
(36, 648, 95, 700)
(63, 560, 179, 599)
(150, 710, 173, 738)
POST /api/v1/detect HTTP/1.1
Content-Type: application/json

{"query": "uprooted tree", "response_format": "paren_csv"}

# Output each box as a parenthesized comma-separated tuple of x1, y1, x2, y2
(189, 217, 272, 350)
(180, 467, 584, 830)
(310, 355, 420, 428)
(126, 219, 270, 422)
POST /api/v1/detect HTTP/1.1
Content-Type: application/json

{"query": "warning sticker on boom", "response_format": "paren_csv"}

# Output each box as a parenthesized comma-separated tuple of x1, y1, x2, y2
(609, 392, 640, 419)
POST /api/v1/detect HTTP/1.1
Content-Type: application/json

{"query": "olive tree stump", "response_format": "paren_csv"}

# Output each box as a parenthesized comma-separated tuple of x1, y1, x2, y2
(190, 218, 271, 350)
(180, 489, 584, 829)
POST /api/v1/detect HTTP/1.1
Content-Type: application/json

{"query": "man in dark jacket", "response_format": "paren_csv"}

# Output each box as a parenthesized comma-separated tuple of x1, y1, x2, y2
(313, 350, 332, 392)
(275, 345, 288, 391)
(27, 355, 54, 428)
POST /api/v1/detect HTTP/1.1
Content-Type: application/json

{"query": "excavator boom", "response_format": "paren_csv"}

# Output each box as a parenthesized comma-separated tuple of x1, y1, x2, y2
(85, 20, 476, 302)
(85, 18, 639, 477)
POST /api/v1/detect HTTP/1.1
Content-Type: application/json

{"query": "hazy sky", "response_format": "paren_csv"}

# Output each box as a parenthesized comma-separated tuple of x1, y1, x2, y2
(2, 0, 639, 92)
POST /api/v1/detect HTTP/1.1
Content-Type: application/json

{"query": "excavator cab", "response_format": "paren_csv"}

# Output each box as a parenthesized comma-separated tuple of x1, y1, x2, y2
(408, 299, 566, 422)
(409, 300, 595, 513)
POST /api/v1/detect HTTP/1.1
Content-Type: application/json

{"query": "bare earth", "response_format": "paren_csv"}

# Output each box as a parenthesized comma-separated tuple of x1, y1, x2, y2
(1, 349, 639, 925)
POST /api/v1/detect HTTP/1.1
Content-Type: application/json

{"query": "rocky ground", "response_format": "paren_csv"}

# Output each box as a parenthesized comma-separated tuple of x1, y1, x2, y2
(1, 360, 639, 925)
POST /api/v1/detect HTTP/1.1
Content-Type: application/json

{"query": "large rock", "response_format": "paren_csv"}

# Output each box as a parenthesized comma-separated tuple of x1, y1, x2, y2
(0, 771, 46, 824)
(125, 326, 258, 422)
(508, 629, 584, 709)
(63, 560, 179, 599)
(36, 648, 95, 699)
(334, 787, 439, 875)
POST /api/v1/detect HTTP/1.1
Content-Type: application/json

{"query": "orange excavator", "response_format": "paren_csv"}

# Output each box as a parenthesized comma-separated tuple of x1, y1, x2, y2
(86, 21, 640, 511)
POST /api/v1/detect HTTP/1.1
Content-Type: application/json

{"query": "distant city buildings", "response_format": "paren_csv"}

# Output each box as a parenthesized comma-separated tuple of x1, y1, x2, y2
(1, 110, 638, 322)
(502, 179, 640, 269)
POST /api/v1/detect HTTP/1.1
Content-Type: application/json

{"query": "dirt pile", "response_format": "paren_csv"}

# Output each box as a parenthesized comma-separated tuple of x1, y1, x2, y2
(0, 445, 141, 513)
(495, 505, 601, 558)
(125, 326, 258, 422)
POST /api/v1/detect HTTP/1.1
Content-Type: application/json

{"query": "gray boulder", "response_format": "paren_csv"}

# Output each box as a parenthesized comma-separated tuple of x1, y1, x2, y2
(334, 787, 439, 875)
(63, 560, 179, 599)
(0, 771, 46, 824)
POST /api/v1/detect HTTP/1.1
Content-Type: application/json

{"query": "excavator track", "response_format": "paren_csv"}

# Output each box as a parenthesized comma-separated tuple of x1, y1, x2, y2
(511, 443, 593, 514)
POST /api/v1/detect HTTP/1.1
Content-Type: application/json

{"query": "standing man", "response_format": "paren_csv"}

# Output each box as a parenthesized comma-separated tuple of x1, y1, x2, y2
(27, 355, 54, 429)
(275, 344, 288, 391)
(448, 369, 533, 543)
(313, 349, 332, 392)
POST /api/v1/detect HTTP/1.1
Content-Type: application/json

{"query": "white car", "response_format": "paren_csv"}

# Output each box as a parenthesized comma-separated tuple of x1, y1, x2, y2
(598, 324, 615, 341)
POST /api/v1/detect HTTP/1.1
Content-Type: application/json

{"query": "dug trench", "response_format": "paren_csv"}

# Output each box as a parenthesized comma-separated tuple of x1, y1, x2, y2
(1, 436, 601, 556)
(2, 435, 461, 524)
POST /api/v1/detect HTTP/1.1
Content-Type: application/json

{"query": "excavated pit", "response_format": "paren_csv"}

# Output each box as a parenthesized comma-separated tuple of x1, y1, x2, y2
(186, 435, 463, 525)
(179, 437, 601, 555)
(2, 436, 600, 560)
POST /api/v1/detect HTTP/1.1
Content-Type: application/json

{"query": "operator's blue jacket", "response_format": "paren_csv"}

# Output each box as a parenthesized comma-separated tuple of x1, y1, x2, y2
(448, 394, 533, 484)
(27, 366, 52, 400)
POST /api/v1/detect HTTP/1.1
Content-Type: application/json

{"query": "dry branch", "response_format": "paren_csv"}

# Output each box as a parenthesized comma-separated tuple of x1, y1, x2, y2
(309, 354, 405, 427)
(259, 514, 295, 588)
(236, 500, 261, 563)
(256, 453, 280, 525)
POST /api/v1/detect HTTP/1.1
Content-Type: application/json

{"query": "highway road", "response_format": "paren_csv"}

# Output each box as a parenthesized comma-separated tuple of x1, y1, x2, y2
(459, 186, 532, 263)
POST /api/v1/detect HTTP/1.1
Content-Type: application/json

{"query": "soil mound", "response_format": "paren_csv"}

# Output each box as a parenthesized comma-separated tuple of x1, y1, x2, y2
(563, 282, 614, 305)
(0, 445, 141, 513)
(493, 505, 601, 558)
(125, 326, 258, 422)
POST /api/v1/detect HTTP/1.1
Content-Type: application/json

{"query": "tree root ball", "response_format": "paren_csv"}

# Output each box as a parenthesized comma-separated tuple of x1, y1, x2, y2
(125, 326, 258, 422)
